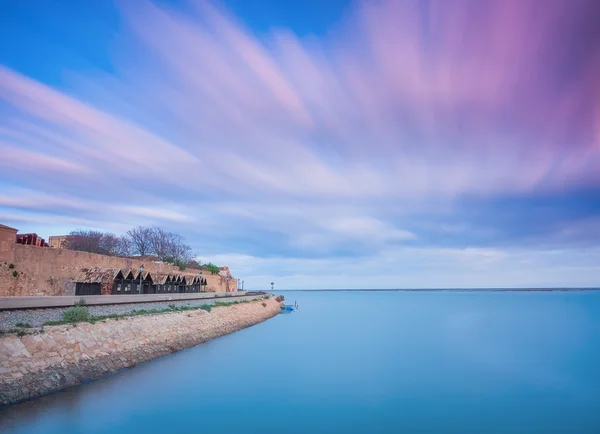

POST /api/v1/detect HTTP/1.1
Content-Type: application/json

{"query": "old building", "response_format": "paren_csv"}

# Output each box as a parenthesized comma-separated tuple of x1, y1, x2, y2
(141, 271, 154, 294)
(131, 269, 154, 294)
(191, 276, 203, 292)
(73, 268, 126, 296)
(173, 275, 184, 293)
(48, 235, 68, 249)
(0, 222, 238, 296)
(16, 233, 49, 247)
(219, 266, 231, 278)
(117, 269, 136, 294)
(153, 273, 171, 293)
(0, 224, 18, 263)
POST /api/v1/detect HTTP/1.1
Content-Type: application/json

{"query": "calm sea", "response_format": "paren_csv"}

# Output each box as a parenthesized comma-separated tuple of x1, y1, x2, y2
(1, 290, 599, 433)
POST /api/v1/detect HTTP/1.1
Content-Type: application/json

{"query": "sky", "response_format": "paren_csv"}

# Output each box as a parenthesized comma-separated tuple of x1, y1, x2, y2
(0, 0, 599, 290)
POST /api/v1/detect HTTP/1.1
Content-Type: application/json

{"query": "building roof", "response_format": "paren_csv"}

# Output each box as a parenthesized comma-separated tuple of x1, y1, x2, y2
(170, 274, 181, 283)
(73, 268, 123, 284)
(132, 269, 151, 280)
(121, 269, 135, 280)
(141, 271, 154, 283)
(0, 223, 18, 232)
(131, 269, 153, 280)
(153, 273, 171, 285)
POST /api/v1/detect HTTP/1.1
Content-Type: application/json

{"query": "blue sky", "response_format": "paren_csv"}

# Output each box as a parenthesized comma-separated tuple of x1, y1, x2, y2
(1, 0, 599, 289)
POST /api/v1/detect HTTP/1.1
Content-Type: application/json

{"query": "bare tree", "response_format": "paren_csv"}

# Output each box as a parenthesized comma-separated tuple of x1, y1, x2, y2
(115, 236, 132, 257)
(65, 226, 192, 261)
(149, 228, 192, 263)
(149, 228, 171, 259)
(165, 232, 192, 263)
(65, 230, 104, 254)
(65, 230, 126, 256)
(126, 226, 153, 256)
(100, 233, 121, 255)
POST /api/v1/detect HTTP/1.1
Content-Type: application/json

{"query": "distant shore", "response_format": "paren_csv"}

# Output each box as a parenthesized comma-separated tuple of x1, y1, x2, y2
(280, 288, 600, 292)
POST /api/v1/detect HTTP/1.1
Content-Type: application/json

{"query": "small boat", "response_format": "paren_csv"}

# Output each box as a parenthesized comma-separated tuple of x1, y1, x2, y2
(280, 301, 298, 313)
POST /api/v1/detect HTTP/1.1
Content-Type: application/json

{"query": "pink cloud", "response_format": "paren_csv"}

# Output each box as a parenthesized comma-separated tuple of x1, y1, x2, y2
(0, 0, 598, 207)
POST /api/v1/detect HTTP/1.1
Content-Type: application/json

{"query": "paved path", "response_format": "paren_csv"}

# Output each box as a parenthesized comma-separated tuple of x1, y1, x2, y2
(0, 291, 248, 310)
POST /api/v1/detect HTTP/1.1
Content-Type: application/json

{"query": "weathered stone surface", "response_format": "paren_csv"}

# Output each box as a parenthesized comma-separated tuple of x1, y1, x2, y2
(0, 297, 280, 407)
(0, 244, 237, 296)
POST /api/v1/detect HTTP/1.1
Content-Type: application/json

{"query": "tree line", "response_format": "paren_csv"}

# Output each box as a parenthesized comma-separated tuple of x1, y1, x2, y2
(64, 226, 221, 273)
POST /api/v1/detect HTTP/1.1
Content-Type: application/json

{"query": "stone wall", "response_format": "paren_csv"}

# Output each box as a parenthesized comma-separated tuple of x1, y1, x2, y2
(0, 226, 17, 264)
(0, 297, 280, 406)
(0, 244, 236, 296)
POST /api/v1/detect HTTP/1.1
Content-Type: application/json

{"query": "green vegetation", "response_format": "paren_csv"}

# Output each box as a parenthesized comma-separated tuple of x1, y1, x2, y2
(63, 306, 92, 323)
(8, 263, 15, 269)
(214, 301, 241, 307)
(42, 296, 268, 327)
(15, 322, 32, 328)
(74, 298, 87, 307)
(0, 327, 42, 337)
(12, 270, 18, 278)
(203, 262, 220, 275)
(160, 256, 188, 271)
(0, 328, 19, 337)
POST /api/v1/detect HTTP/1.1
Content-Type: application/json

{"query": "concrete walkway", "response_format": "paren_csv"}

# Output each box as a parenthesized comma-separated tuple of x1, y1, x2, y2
(0, 291, 248, 310)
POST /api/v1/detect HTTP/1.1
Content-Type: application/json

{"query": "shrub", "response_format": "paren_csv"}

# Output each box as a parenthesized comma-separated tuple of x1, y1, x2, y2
(15, 322, 32, 328)
(12, 271, 18, 278)
(203, 263, 220, 275)
(8, 263, 15, 269)
(0, 328, 20, 336)
(62, 306, 91, 323)
(74, 298, 87, 307)
(200, 305, 212, 312)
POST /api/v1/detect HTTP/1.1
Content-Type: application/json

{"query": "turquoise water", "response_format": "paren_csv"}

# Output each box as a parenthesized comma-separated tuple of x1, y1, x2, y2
(1, 290, 600, 433)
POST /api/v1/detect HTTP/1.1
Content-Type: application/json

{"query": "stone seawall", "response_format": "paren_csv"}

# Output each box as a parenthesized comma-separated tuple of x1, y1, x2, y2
(0, 298, 281, 406)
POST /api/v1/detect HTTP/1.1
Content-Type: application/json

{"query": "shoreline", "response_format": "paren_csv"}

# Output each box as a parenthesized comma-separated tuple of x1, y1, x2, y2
(0, 297, 281, 407)
(0, 294, 264, 332)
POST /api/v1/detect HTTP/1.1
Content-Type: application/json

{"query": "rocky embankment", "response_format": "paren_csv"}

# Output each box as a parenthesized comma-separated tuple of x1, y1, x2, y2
(0, 297, 281, 406)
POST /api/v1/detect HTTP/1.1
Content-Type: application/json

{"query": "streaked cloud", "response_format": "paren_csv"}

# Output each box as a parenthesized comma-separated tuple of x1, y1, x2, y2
(0, 0, 598, 288)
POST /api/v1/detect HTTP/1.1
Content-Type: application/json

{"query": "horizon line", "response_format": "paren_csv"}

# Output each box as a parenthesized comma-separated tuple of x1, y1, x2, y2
(267, 287, 600, 292)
